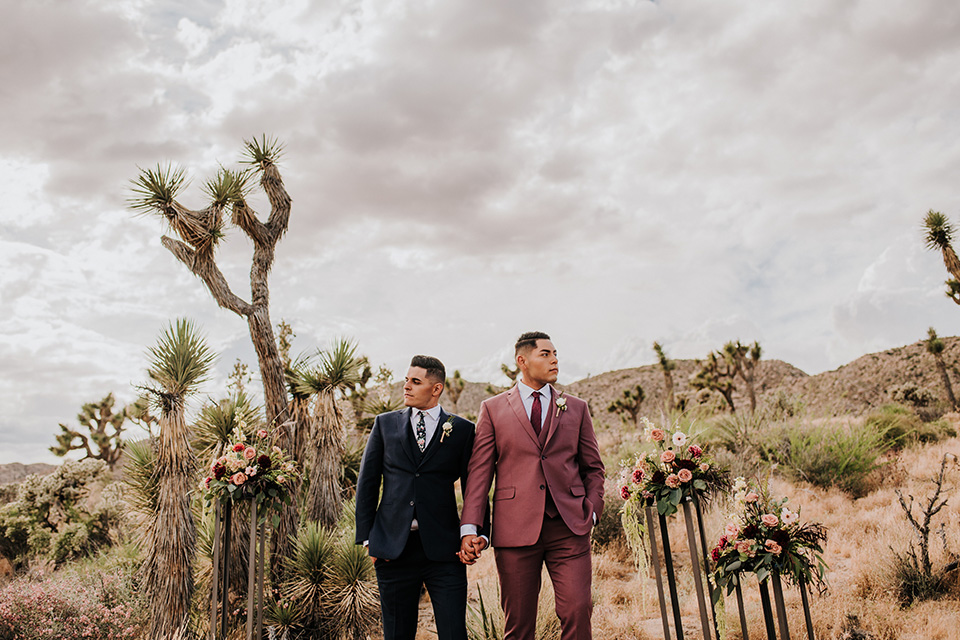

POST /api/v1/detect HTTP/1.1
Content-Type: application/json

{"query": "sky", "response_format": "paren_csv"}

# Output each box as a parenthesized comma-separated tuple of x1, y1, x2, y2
(2, 0, 959, 465)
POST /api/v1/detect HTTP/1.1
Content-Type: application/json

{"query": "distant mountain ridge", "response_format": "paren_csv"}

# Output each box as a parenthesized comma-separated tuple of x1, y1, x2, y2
(450, 337, 960, 423)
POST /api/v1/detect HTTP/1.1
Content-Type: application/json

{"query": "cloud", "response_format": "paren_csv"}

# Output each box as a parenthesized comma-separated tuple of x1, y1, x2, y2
(3, 0, 960, 462)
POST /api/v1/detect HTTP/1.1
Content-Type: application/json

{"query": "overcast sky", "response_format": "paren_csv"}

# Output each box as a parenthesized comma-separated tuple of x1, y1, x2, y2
(2, 0, 959, 465)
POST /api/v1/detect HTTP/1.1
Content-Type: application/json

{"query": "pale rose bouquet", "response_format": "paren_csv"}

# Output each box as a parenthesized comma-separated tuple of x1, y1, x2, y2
(710, 478, 828, 598)
(619, 417, 730, 518)
(200, 426, 301, 524)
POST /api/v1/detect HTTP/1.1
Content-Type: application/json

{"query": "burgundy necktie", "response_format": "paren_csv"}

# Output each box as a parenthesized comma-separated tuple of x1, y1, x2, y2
(531, 391, 542, 435)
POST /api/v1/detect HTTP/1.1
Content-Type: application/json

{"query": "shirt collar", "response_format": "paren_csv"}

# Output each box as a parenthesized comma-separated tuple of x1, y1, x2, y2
(517, 379, 549, 400)
(412, 404, 443, 421)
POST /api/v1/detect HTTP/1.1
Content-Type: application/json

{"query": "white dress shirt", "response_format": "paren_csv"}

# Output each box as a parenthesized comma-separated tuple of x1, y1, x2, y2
(517, 378, 551, 425)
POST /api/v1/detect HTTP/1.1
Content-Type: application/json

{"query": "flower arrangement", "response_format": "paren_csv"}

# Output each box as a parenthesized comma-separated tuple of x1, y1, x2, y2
(619, 418, 730, 517)
(200, 427, 301, 525)
(710, 478, 828, 597)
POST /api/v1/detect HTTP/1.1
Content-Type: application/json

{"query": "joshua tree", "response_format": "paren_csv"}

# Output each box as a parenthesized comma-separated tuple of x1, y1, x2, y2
(723, 340, 762, 413)
(925, 327, 957, 409)
(295, 338, 365, 527)
(691, 351, 738, 412)
(923, 210, 960, 305)
(50, 393, 131, 469)
(141, 319, 214, 640)
(501, 362, 520, 383)
(129, 136, 291, 437)
(652, 341, 677, 411)
(445, 370, 466, 413)
(607, 384, 645, 429)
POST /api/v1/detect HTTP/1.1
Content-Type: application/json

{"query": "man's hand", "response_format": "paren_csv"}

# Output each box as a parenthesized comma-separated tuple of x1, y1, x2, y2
(458, 535, 488, 564)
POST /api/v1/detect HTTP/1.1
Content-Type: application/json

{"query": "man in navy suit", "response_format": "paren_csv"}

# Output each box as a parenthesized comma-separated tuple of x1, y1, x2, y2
(355, 355, 489, 640)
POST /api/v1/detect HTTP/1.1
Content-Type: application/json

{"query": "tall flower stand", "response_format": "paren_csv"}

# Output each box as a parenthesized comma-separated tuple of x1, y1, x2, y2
(644, 494, 718, 640)
(725, 572, 816, 640)
(209, 498, 267, 640)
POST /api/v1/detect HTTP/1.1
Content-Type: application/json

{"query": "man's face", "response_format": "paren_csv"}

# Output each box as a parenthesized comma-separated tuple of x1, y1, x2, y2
(403, 366, 443, 410)
(517, 339, 558, 389)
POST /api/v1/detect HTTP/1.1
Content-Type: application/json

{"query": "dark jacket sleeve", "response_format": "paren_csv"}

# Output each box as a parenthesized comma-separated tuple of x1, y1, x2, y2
(355, 415, 385, 544)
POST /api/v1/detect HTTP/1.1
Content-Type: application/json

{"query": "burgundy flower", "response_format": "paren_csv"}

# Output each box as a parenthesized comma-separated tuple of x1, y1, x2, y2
(688, 444, 703, 458)
(711, 547, 721, 562)
(213, 462, 226, 480)
(620, 485, 631, 500)
(258, 454, 272, 470)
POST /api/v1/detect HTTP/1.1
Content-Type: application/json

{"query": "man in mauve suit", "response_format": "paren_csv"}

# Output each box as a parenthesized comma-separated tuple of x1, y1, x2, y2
(459, 332, 605, 640)
(355, 355, 489, 640)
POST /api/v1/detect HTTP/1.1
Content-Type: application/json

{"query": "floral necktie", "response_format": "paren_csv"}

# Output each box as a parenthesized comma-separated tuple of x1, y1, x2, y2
(416, 411, 427, 451)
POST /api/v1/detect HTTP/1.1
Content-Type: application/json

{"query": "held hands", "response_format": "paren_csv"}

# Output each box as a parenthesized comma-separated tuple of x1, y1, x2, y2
(458, 534, 488, 564)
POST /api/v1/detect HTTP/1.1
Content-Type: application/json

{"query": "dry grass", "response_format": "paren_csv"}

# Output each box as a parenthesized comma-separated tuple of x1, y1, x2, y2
(403, 435, 960, 640)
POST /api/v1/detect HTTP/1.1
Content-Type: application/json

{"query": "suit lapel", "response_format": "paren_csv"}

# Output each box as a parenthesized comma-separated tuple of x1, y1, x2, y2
(396, 408, 417, 467)
(507, 387, 542, 448)
(543, 385, 562, 448)
(419, 408, 446, 467)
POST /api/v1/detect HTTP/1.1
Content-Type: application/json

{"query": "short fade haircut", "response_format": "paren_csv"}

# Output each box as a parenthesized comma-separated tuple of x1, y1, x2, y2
(515, 331, 551, 357)
(410, 355, 446, 384)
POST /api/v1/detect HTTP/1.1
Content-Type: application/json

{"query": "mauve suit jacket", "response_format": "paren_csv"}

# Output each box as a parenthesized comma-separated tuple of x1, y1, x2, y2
(460, 385, 605, 548)
(355, 408, 490, 561)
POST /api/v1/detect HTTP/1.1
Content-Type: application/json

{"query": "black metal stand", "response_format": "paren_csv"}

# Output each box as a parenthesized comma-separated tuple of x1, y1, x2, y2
(210, 499, 265, 640)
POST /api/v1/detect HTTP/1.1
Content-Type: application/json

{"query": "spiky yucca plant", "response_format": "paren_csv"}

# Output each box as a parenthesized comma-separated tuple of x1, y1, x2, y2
(141, 319, 215, 640)
(923, 209, 960, 305)
(295, 338, 364, 527)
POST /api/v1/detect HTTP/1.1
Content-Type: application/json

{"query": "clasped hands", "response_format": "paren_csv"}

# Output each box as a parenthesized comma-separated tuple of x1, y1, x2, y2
(458, 534, 488, 564)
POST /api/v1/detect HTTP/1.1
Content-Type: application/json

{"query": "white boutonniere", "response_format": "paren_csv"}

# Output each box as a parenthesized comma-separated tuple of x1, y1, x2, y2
(555, 392, 567, 418)
(440, 417, 455, 442)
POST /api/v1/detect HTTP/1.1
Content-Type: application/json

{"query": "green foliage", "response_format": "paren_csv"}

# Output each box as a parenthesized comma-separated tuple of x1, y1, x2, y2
(340, 435, 366, 496)
(607, 385, 645, 428)
(127, 163, 187, 215)
(122, 439, 159, 516)
(891, 552, 950, 605)
(764, 421, 889, 498)
(889, 384, 937, 409)
(591, 491, 625, 551)
(923, 209, 954, 251)
(864, 404, 956, 448)
(193, 392, 261, 459)
(0, 460, 125, 568)
(296, 338, 364, 396)
(50, 393, 131, 469)
(146, 318, 216, 399)
(242, 134, 285, 167)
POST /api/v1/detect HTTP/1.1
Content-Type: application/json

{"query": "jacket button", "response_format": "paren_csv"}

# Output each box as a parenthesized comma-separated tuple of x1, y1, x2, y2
(409, 501, 414, 506)
(415, 473, 420, 477)
(541, 455, 547, 460)
(539, 485, 545, 490)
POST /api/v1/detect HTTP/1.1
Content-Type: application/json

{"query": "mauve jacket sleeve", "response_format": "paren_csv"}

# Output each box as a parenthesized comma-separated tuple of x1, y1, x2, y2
(460, 400, 497, 528)
(577, 404, 605, 519)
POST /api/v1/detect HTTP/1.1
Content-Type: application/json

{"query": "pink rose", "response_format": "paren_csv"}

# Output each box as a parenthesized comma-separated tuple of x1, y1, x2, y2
(243, 446, 257, 460)
(631, 468, 645, 484)
(699, 463, 710, 472)
(660, 450, 676, 463)
(736, 540, 752, 555)
(650, 428, 665, 442)
(257, 429, 268, 438)
(765, 539, 782, 555)
(725, 523, 740, 538)
(665, 474, 680, 488)
(620, 485, 631, 500)
(688, 444, 703, 458)
(745, 491, 759, 503)
(761, 514, 779, 527)
(231, 472, 248, 485)
(277, 475, 286, 484)
(232, 443, 245, 452)
(678, 469, 693, 483)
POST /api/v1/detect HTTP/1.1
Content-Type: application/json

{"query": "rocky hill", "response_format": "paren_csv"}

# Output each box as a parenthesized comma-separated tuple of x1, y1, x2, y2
(450, 337, 960, 424)
(0, 462, 56, 485)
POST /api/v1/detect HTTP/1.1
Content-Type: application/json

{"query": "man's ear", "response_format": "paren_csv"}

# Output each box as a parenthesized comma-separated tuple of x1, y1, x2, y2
(434, 382, 444, 397)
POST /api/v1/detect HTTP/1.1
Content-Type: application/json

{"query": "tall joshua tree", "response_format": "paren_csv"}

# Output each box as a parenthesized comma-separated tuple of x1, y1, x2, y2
(445, 370, 466, 413)
(141, 319, 214, 640)
(50, 392, 130, 469)
(652, 342, 677, 411)
(295, 338, 364, 527)
(691, 351, 738, 413)
(607, 384, 645, 428)
(129, 136, 291, 435)
(925, 327, 957, 410)
(923, 210, 960, 305)
(723, 340, 762, 413)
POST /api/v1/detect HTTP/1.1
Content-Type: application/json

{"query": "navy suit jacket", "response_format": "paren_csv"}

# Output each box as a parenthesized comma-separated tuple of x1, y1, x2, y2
(355, 407, 490, 561)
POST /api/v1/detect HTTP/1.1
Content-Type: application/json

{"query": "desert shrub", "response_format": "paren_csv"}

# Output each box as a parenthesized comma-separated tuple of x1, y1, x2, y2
(765, 390, 805, 419)
(764, 421, 889, 497)
(890, 384, 937, 408)
(0, 460, 126, 569)
(0, 567, 146, 640)
(865, 405, 957, 448)
(591, 492, 625, 551)
(891, 553, 949, 605)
